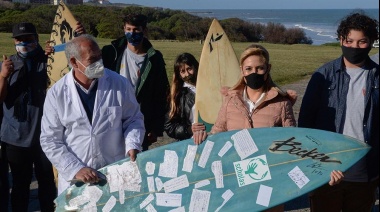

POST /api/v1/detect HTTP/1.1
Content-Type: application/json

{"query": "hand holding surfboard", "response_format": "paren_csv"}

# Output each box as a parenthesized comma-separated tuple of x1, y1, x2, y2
(47, 0, 78, 87)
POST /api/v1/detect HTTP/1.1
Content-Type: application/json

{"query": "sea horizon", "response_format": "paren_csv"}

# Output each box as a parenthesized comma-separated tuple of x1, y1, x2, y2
(186, 9, 379, 45)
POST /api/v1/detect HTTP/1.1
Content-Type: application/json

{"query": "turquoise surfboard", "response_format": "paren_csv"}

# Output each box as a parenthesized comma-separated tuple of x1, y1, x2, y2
(55, 127, 370, 211)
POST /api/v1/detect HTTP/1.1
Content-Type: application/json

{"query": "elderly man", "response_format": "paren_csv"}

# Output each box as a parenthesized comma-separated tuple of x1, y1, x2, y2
(40, 34, 145, 194)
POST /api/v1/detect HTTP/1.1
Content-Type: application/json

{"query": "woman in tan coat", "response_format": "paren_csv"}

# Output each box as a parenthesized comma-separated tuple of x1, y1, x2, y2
(193, 44, 296, 141)
(193, 44, 296, 212)
(212, 45, 296, 133)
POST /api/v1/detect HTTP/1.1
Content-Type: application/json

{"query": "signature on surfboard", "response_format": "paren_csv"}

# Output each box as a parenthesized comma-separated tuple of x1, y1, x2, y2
(208, 33, 224, 53)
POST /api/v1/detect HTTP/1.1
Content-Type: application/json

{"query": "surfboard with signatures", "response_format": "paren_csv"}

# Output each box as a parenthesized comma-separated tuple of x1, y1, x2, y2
(54, 127, 370, 211)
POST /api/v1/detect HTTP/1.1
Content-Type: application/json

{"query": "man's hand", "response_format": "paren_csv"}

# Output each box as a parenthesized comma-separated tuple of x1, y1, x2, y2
(1, 55, 14, 79)
(128, 149, 140, 161)
(44, 21, 86, 56)
(74, 167, 100, 184)
(329, 170, 344, 186)
(75, 21, 86, 35)
(44, 41, 55, 56)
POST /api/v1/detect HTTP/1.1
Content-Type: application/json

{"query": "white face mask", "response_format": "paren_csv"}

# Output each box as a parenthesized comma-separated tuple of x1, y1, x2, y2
(15, 41, 38, 58)
(76, 58, 105, 79)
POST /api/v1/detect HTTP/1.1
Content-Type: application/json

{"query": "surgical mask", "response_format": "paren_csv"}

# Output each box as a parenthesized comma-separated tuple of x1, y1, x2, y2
(182, 74, 196, 85)
(244, 72, 266, 90)
(15, 41, 38, 58)
(76, 58, 105, 79)
(125, 32, 144, 46)
(341, 45, 371, 64)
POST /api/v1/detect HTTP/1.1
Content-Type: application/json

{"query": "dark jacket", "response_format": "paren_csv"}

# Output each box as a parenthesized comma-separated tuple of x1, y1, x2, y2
(102, 36, 169, 137)
(298, 56, 379, 181)
(164, 87, 195, 140)
(1, 47, 48, 147)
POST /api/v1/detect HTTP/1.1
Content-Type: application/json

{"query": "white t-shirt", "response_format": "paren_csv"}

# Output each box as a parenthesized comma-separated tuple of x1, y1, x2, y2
(120, 47, 146, 90)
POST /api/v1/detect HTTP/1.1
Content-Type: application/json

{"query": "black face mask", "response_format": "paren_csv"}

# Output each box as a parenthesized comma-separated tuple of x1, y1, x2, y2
(244, 72, 266, 90)
(341, 45, 371, 64)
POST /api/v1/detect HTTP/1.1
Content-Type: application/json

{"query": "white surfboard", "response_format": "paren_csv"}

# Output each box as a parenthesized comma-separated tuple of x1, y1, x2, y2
(194, 19, 241, 130)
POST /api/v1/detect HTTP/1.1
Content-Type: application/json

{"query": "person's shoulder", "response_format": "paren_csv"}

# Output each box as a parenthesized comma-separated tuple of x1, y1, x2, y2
(223, 88, 242, 102)
(104, 68, 123, 79)
(104, 69, 129, 85)
(315, 56, 342, 75)
(102, 36, 126, 50)
(266, 88, 291, 103)
(370, 53, 379, 65)
(47, 72, 70, 93)
(320, 57, 341, 68)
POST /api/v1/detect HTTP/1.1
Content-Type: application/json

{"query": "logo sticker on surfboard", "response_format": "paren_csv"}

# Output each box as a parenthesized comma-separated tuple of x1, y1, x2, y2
(233, 155, 271, 187)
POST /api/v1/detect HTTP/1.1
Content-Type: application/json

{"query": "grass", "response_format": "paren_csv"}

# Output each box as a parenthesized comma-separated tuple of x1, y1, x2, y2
(1, 33, 378, 85)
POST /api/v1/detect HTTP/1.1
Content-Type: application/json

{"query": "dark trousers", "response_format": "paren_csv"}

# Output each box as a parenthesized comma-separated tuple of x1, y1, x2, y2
(142, 135, 150, 151)
(310, 179, 379, 212)
(0, 143, 9, 212)
(4, 142, 57, 212)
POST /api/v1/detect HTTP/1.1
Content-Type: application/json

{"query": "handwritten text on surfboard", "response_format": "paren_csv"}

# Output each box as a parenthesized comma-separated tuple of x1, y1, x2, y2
(269, 137, 342, 164)
(208, 33, 224, 53)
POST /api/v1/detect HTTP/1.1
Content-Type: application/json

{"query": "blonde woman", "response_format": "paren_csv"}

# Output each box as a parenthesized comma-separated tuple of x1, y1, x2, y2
(193, 44, 296, 142)
(192, 45, 296, 211)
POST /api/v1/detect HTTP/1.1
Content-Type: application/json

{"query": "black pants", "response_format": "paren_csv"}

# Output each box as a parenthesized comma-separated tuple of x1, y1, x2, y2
(4, 142, 57, 212)
(142, 136, 150, 151)
(0, 142, 9, 212)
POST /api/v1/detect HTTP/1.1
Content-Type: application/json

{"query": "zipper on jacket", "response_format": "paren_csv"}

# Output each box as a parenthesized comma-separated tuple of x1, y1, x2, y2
(233, 97, 254, 128)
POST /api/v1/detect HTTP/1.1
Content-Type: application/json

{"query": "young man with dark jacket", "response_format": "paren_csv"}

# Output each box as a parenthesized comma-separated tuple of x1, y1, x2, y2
(299, 12, 379, 211)
(102, 14, 169, 151)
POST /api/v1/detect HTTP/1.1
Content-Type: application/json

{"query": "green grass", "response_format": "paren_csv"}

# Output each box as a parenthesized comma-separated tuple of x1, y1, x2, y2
(1, 33, 378, 85)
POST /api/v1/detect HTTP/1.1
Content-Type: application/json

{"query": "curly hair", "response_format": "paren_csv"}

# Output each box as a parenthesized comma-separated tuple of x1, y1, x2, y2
(337, 12, 379, 43)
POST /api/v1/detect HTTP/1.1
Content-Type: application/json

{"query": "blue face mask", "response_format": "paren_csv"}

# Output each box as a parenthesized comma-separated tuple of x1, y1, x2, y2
(125, 32, 144, 46)
(15, 41, 38, 58)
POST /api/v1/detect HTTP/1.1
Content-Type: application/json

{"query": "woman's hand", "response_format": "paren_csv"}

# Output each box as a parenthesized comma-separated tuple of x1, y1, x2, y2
(191, 123, 207, 145)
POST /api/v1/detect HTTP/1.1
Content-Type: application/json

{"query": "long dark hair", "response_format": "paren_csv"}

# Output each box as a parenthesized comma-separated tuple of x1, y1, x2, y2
(168, 53, 199, 120)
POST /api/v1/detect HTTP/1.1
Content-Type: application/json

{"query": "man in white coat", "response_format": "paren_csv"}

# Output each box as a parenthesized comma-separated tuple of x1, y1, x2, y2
(40, 34, 145, 195)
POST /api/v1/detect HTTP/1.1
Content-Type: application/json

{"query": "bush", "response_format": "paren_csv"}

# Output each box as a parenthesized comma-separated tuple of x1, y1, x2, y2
(0, 3, 313, 45)
(263, 22, 312, 44)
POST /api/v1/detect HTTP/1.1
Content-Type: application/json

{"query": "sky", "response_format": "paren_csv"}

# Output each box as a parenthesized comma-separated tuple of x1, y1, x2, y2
(109, 0, 379, 10)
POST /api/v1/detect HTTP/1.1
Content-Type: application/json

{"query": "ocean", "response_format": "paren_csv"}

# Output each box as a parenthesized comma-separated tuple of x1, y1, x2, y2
(185, 9, 379, 45)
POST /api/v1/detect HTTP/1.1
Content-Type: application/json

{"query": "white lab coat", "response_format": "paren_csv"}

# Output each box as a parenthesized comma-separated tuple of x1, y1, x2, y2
(40, 68, 145, 194)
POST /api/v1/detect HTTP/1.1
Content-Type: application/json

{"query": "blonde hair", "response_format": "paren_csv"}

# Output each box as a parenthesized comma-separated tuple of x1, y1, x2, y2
(231, 44, 273, 91)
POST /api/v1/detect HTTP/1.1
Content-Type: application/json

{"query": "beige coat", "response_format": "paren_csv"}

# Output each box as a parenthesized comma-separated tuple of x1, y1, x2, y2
(211, 87, 296, 134)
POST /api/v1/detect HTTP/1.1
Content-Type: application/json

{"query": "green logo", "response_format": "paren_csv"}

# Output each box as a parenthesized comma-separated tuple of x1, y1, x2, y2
(245, 158, 269, 180)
